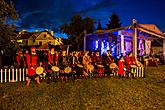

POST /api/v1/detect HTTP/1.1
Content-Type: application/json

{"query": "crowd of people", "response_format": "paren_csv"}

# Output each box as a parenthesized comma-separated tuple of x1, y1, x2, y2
(15, 47, 144, 87)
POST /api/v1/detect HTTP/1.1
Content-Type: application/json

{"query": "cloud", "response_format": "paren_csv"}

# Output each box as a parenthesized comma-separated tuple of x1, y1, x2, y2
(14, 0, 117, 31)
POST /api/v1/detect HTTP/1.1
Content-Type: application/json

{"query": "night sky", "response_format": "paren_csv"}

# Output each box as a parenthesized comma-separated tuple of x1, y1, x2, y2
(13, 0, 165, 36)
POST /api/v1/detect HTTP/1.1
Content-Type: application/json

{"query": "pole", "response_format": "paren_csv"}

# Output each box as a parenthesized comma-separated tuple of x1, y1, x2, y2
(163, 38, 165, 64)
(132, 19, 137, 59)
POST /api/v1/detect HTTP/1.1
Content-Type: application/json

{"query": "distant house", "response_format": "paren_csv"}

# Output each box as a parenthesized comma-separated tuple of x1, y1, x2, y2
(17, 30, 63, 47)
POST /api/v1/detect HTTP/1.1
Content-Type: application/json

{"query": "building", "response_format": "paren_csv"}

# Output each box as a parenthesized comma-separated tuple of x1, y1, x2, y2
(17, 30, 63, 47)
(84, 19, 165, 59)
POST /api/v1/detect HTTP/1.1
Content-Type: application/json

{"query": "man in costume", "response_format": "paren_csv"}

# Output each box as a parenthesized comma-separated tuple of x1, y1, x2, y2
(15, 49, 26, 68)
(93, 51, 104, 77)
(31, 47, 39, 69)
(104, 50, 115, 75)
(26, 66, 40, 87)
(48, 48, 56, 65)
(24, 50, 31, 68)
(125, 52, 136, 78)
(82, 51, 92, 75)
(58, 51, 69, 76)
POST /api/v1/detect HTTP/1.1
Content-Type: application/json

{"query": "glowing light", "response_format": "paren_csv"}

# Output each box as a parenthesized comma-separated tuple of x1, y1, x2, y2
(95, 40, 99, 50)
(17, 40, 22, 43)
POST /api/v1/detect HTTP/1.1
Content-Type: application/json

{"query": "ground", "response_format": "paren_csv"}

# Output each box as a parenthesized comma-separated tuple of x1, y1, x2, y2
(0, 66, 165, 110)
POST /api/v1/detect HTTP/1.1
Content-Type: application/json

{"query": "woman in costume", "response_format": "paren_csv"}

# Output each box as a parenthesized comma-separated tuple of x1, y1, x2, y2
(117, 56, 126, 78)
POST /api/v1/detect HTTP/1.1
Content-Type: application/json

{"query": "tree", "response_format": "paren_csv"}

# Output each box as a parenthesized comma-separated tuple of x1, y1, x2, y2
(83, 16, 94, 33)
(60, 14, 94, 50)
(0, 0, 19, 67)
(96, 20, 102, 30)
(106, 13, 121, 29)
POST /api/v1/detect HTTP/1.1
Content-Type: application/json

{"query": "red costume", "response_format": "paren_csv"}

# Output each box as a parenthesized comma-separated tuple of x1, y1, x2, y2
(16, 54, 20, 66)
(105, 54, 114, 65)
(118, 61, 125, 75)
(24, 52, 31, 68)
(31, 47, 38, 68)
(93, 54, 104, 75)
(125, 56, 135, 70)
(28, 67, 36, 76)
(15, 50, 26, 68)
(48, 48, 56, 65)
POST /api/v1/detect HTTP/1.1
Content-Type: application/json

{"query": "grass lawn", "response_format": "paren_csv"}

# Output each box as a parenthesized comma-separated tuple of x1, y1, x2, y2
(0, 66, 165, 110)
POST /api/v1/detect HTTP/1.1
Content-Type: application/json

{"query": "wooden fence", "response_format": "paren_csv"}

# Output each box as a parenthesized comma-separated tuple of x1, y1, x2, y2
(0, 68, 27, 83)
(0, 67, 145, 83)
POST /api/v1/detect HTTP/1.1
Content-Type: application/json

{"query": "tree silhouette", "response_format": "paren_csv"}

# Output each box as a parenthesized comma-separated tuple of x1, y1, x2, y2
(96, 20, 102, 30)
(106, 13, 121, 29)
(60, 14, 94, 50)
(0, 0, 19, 67)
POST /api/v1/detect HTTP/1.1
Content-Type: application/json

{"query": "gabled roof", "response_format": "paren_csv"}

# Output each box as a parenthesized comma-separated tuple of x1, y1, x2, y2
(87, 24, 165, 39)
(35, 31, 55, 40)
(138, 24, 163, 35)
(137, 24, 165, 38)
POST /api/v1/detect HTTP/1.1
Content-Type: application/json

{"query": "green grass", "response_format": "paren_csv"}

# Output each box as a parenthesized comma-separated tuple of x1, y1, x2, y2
(0, 66, 165, 110)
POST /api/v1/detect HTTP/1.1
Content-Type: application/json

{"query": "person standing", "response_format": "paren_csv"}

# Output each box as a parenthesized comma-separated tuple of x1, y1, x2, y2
(24, 50, 31, 68)
(31, 47, 38, 69)
(118, 56, 125, 78)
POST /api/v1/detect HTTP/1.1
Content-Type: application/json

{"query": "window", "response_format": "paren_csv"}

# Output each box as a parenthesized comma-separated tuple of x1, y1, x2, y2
(44, 34, 46, 38)
(39, 41, 42, 45)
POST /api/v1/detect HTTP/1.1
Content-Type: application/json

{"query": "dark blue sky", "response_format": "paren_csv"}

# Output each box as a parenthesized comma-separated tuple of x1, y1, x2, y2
(13, 0, 165, 33)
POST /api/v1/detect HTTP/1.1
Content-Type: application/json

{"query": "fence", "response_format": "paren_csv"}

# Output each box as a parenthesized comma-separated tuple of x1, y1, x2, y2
(0, 68, 27, 83)
(0, 67, 145, 83)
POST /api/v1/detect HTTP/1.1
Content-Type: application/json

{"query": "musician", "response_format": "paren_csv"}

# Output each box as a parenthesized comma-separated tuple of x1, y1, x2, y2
(78, 51, 83, 64)
(125, 52, 136, 78)
(26, 66, 40, 87)
(55, 51, 59, 66)
(24, 50, 31, 68)
(48, 48, 56, 65)
(93, 51, 104, 76)
(93, 51, 102, 64)
(46, 61, 53, 83)
(82, 51, 91, 74)
(70, 52, 80, 78)
(68, 52, 73, 66)
(15, 50, 20, 68)
(15, 49, 26, 68)
(126, 52, 135, 70)
(90, 51, 95, 65)
(42, 51, 48, 70)
(104, 50, 115, 75)
(71, 52, 79, 66)
(31, 47, 39, 68)
(58, 51, 68, 72)
(118, 56, 126, 78)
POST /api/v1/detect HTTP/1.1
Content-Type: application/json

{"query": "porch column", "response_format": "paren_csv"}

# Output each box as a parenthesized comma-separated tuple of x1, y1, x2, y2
(121, 34, 125, 55)
(132, 19, 137, 58)
(163, 38, 165, 62)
